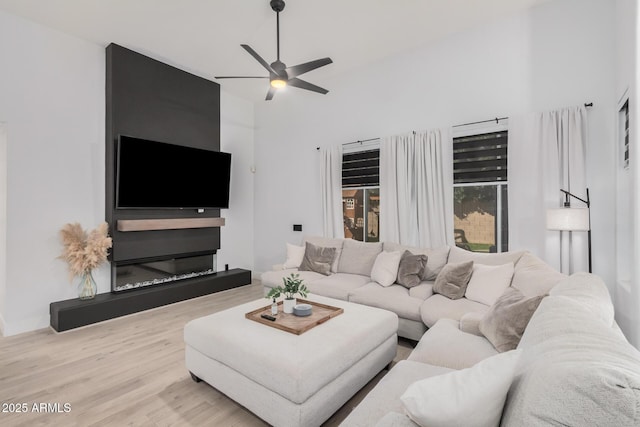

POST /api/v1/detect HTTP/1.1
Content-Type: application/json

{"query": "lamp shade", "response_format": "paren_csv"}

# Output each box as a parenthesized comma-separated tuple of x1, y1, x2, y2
(546, 207, 590, 231)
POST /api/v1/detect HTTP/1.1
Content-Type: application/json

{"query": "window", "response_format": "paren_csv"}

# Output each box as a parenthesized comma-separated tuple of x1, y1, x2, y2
(620, 98, 630, 169)
(342, 148, 380, 242)
(453, 129, 508, 253)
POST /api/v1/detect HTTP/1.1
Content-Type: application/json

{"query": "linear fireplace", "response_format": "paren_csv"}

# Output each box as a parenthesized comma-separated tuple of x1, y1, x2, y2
(112, 253, 217, 292)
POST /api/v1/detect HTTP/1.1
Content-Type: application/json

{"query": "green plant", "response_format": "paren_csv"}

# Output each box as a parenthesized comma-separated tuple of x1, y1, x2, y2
(266, 273, 309, 300)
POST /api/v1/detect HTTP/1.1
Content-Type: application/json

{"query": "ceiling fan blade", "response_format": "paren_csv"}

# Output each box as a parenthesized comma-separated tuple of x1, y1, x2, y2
(265, 86, 276, 101)
(241, 44, 277, 74)
(288, 78, 329, 95)
(285, 57, 333, 78)
(215, 76, 269, 79)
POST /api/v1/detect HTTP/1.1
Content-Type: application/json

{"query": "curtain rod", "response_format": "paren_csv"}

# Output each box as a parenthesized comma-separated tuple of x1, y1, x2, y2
(316, 137, 381, 150)
(343, 137, 381, 146)
(316, 103, 593, 150)
(452, 116, 508, 128)
(452, 103, 593, 129)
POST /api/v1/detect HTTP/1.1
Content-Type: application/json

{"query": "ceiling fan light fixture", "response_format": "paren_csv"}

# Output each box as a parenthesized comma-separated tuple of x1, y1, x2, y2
(270, 78, 287, 88)
(216, 0, 331, 100)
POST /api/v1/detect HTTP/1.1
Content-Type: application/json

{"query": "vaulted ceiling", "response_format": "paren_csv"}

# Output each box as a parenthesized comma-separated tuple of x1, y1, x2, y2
(0, 0, 553, 103)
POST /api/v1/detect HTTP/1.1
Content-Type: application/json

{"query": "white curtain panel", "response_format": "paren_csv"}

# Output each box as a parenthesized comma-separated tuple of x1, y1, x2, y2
(320, 145, 345, 238)
(509, 106, 588, 273)
(380, 129, 454, 247)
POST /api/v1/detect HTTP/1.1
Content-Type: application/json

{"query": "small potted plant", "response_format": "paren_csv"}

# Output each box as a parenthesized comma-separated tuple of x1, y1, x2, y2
(266, 273, 309, 314)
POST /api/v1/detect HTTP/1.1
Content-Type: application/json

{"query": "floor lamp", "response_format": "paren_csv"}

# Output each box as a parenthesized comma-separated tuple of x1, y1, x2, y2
(546, 188, 592, 273)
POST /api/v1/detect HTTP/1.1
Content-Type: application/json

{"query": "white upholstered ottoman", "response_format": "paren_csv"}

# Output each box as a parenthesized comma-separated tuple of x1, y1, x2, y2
(184, 294, 398, 427)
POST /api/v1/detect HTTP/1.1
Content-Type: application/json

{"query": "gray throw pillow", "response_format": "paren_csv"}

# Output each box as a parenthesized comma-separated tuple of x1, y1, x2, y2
(479, 287, 545, 352)
(298, 242, 335, 276)
(397, 250, 428, 288)
(433, 261, 474, 300)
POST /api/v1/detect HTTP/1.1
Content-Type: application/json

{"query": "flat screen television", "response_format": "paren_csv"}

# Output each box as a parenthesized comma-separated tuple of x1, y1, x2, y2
(116, 135, 231, 209)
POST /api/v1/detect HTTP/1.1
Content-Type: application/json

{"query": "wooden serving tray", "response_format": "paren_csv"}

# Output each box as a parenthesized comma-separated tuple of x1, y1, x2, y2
(245, 299, 344, 335)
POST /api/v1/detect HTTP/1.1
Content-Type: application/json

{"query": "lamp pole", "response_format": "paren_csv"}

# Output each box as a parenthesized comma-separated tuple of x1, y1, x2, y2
(559, 188, 591, 273)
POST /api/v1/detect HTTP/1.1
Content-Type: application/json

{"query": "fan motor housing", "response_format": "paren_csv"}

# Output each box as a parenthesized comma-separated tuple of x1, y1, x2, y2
(270, 0, 285, 13)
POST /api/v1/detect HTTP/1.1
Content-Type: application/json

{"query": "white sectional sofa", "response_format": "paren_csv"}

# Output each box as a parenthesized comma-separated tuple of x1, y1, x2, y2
(261, 236, 640, 425)
(261, 236, 564, 341)
(340, 273, 640, 426)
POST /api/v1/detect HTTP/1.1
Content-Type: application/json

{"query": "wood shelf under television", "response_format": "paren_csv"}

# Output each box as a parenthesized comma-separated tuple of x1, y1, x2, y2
(117, 217, 225, 232)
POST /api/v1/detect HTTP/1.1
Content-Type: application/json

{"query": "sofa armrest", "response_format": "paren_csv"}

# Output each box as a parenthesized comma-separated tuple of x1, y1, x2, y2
(272, 264, 284, 271)
(459, 311, 485, 337)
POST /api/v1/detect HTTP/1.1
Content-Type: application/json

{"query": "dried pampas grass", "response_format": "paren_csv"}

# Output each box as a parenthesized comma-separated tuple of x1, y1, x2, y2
(59, 222, 112, 281)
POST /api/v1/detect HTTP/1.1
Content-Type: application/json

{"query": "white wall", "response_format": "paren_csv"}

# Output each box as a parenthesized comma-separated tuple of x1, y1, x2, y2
(634, 2, 640, 348)
(0, 122, 6, 335)
(219, 91, 255, 274)
(0, 10, 106, 336)
(0, 11, 255, 336)
(614, 0, 638, 346)
(254, 0, 619, 322)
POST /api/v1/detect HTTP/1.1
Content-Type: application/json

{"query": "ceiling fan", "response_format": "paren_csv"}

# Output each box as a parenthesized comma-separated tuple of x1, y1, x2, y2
(215, 0, 333, 101)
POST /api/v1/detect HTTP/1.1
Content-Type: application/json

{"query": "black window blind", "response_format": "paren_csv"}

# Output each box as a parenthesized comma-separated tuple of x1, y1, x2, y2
(453, 132, 507, 184)
(623, 99, 629, 169)
(342, 149, 380, 188)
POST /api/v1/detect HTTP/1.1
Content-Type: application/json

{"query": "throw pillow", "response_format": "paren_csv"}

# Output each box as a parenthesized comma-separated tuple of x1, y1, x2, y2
(465, 262, 515, 306)
(370, 250, 403, 287)
(401, 349, 522, 427)
(282, 243, 305, 269)
(397, 250, 428, 288)
(337, 239, 383, 276)
(479, 287, 545, 352)
(302, 236, 344, 273)
(298, 242, 335, 276)
(433, 261, 474, 300)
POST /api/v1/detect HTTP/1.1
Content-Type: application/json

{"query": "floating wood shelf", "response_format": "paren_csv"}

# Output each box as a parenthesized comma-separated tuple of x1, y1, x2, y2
(117, 217, 225, 232)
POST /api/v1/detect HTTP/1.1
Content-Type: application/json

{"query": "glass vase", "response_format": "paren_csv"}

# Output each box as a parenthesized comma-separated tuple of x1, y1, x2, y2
(77, 271, 97, 300)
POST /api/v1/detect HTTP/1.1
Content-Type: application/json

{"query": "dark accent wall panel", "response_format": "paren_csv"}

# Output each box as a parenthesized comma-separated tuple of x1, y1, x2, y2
(105, 43, 222, 263)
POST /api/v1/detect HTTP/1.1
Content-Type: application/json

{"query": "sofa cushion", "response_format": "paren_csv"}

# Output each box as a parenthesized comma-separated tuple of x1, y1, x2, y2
(447, 245, 525, 266)
(282, 243, 305, 269)
(501, 274, 640, 426)
(420, 294, 488, 327)
(548, 272, 614, 326)
(396, 250, 427, 288)
(511, 251, 565, 297)
(338, 239, 383, 276)
(375, 412, 418, 427)
(479, 287, 544, 352)
(432, 261, 474, 300)
(401, 349, 522, 427)
(339, 360, 453, 427)
(349, 282, 423, 321)
(371, 250, 403, 287)
(298, 242, 335, 276)
(307, 273, 370, 301)
(503, 308, 640, 426)
(383, 243, 450, 280)
(408, 319, 498, 369)
(464, 262, 515, 306)
(260, 269, 324, 289)
(302, 236, 344, 273)
(518, 275, 616, 350)
(504, 347, 640, 427)
(408, 283, 434, 300)
(459, 311, 484, 336)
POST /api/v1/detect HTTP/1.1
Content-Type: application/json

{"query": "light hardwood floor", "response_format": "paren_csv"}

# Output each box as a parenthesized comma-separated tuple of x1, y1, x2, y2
(0, 282, 412, 427)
